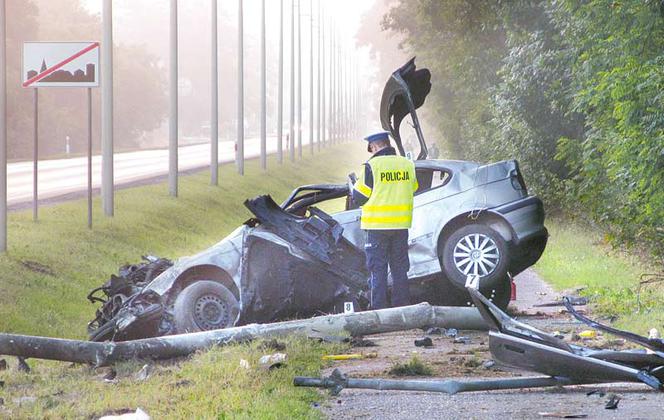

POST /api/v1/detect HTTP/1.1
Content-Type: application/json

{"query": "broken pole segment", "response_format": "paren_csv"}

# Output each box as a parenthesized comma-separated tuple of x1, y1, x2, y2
(294, 368, 577, 396)
(0, 303, 485, 366)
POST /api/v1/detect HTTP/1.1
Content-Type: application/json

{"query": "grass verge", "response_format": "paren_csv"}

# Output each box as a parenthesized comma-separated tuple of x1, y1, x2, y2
(0, 337, 345, 419)
(0, 143, 362, 418)
(0, 143, 362, 338)
(534, 216, 663, 333)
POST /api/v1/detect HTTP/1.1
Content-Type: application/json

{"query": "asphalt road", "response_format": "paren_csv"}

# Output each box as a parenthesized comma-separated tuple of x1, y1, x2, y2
(7, 135, 313, 207)
(321, 269, 664, 419)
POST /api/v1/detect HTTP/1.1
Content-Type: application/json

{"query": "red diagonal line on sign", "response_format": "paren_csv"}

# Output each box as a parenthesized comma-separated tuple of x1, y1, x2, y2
(22, 42, 100, 87)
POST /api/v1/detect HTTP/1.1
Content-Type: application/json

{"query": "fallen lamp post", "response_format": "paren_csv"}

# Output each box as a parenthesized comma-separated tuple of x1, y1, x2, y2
(0, 302, 486, 366)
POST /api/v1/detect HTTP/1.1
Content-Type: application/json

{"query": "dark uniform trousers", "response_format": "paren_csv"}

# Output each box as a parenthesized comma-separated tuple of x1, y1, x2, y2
(364, 229, 411, 309)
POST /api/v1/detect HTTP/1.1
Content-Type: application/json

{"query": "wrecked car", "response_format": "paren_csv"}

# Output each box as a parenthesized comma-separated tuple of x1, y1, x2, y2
(87, 58, 548, 341)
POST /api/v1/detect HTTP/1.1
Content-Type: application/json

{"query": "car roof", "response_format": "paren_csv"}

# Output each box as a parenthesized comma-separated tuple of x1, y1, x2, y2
(415, 159, 480, 174)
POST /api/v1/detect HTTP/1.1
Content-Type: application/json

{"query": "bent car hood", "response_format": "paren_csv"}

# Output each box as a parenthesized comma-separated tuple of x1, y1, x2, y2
(380, 58, 431, 160)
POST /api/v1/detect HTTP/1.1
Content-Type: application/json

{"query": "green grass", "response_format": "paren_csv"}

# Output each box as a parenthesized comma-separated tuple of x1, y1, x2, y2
(534, 216, 664, 334)
(0, 144, 362, 418)
(0, 337, 345, 419)
(0, 143, 365, 338)
(388, 356, 434, 377)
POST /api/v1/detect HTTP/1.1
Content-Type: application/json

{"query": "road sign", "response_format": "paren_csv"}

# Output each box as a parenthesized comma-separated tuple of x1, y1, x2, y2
(22, 42, 99, 88)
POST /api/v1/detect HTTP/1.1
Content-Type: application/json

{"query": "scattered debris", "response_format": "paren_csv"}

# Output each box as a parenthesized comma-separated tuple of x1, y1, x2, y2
(98, 367, 117, 382)
(17, 357, 30, 373)
(20, 260, 55, 276)
(258, 339, 287, 352)
(388, 356, 433, 377)
(173, 379, 192, 388)
(0, 303, 486, 366)
(424, 327, 445, 335)
(12, 396, 37, 406)
(259, 353, 288, 370)
(135, 364, 153, 381)
(414, 337, 434, 347)
(585, 389, 606, 397)
(350, 337, 377, 347)
(538, 412, 587, 418)
(535, 296, 588, 307)
(239, 359, 250, 370)
(445, 328, 458, 338)
(483, 360, 496, 369)
(552, 331, 565, 339)
(605, 394, 621, 409)
(578, 330, 597, 340)
(0, 359, 6, 370)
(99, 407, 151, 420)
(564, 297, 664, 353)
(453, 336, 471, 344)
(322, 353, 377, 361)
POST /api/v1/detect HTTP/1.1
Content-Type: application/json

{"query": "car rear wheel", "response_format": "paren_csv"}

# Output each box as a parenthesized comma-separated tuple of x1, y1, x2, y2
(173, 281, 239, 333)
(439, 223, 511, 309)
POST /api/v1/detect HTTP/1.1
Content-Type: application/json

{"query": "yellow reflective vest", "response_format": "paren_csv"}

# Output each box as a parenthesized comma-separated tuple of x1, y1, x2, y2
(353, 155, 418, 230)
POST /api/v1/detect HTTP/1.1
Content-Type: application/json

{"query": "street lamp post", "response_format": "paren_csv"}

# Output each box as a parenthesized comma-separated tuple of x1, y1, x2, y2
(210, 0, 218, 185)
(260, 0, 266, 170)
(297, 0, 302, 158)
(289, 0, 295, 162)
(236, 0, 244, 175)
(101, 0, 114, 216)
(316, 0, 321, 151)
(308, 0, 313, 155)
(169, 0, 178, 197)
(277, 0, 284, 164)
(0, 0, 5, 252)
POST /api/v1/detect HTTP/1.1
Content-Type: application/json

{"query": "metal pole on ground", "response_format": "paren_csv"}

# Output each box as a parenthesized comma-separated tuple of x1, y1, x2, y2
(277, 0, 284, 164)
(0, 0, 5, 252)
(308, 0, 313, 155)
(87, 88, 92, 229)
(210, 0, 218, 185)
(237, 0, 244, 175)
(101, 0, 114, 216)
(260, 0, 266, 170)
(169, 0, 179, 196)
(289, 0, 295, 162)
(32, 88, 38, 221)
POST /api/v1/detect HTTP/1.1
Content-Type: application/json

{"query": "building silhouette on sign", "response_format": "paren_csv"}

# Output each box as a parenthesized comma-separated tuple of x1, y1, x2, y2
(26, 59, 95, 83)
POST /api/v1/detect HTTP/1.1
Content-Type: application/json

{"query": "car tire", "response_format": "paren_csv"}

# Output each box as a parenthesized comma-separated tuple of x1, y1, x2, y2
(173, 281, 239, 333)
(440, 224, 510, 306)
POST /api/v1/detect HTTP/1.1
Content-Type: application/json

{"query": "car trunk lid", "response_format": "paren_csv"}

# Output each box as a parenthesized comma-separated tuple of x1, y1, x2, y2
(380, 58, 431, 160)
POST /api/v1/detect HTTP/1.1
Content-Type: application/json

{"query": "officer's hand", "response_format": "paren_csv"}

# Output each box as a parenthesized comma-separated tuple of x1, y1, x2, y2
(347, 172, 357, 192)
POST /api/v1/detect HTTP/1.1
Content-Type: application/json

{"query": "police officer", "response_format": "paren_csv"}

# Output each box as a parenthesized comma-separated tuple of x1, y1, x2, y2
(352, 132, 418, 309)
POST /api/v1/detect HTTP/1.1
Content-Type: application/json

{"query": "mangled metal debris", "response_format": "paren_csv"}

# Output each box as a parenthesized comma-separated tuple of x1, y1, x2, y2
(0, 303, 486, 366)
(563, 297, 664, 355)
(295, 288, 664, 395)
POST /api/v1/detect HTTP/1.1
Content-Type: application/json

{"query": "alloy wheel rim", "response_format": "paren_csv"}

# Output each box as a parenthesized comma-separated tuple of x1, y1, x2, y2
(453, 233, 500, 278)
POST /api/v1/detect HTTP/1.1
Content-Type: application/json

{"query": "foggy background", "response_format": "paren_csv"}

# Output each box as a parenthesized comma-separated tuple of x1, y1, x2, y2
(6, 0, 401, 161)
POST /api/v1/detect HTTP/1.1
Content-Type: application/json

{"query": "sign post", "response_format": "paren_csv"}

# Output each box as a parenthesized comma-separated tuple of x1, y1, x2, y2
(0, 0, 6, 252)
(22, 41, 100, 228)
(32, 88, 37, 221)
